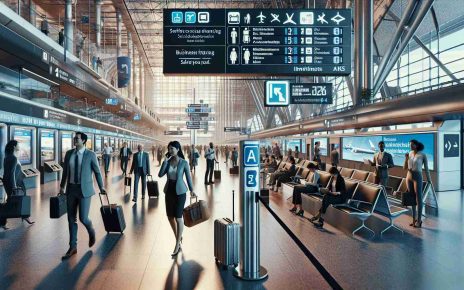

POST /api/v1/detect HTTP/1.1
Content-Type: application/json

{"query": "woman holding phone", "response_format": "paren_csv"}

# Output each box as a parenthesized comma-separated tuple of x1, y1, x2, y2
(159, 141, 196, 257)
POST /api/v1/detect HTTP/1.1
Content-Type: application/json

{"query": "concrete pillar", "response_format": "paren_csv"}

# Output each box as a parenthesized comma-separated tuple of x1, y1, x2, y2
(127, 32, 132, 99)
(64, 0, 73, 53)
(116, 11, 122, 57)
(29, 0, 36, 27)
(132, 48, 137, 102)
(95, 0, 102, 48)
(139, 54, 143, 108)
(353, 0, 364, 106)
(363, 0, 374, 98)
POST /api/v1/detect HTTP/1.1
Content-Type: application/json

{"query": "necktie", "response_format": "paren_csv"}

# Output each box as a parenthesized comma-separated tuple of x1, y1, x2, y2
(74, 152, 79, 184)
(139, 153, 142, 167)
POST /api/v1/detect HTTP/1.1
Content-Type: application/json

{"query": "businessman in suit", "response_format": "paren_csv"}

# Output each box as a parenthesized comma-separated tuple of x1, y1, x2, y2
(59, 132, 106, 260)
(130, 144, 150, 202)
(369, 141, 394, 186)
(119, 142, 132, 175)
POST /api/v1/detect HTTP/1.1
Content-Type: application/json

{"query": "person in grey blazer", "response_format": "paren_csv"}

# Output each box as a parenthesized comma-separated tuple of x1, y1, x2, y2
(129, 144, 150, 202)
(59, 132, 106, 260)
(369, 141, 394, 186)
(1, 140, 35, 230)
(159, 141, 196, 257)
(119, 142, 132, 175)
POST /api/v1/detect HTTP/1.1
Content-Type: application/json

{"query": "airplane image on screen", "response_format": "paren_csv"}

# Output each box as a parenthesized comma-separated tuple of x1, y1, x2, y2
(344, 140, 377, 154)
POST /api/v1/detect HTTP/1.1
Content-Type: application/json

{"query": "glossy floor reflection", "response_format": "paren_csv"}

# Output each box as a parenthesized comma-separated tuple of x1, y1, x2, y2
(0, 156, 329, 290)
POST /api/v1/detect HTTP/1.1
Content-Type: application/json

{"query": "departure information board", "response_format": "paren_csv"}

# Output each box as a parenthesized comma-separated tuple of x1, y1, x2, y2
(163, 9, 351, 75)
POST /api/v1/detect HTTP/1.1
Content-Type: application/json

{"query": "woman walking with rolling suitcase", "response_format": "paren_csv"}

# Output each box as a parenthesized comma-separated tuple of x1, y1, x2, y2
(159, 141, 196, 257)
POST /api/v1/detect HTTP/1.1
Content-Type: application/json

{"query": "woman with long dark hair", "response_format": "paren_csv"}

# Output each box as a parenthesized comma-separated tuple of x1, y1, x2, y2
(1, 140, 34, 230)
(403, 139, 432, 228)
(158, 141, 196, 257)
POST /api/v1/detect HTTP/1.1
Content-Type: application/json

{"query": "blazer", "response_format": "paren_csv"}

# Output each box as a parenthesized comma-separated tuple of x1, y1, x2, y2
(158, 158, 193, 195)
(60, 149, 104, 198)
(119, 147, 132, 158)
(130, 151, 150, 175)
(372, 151, 394, 178)
(329, 175, 348, 201)
(2, 154, 25, 194)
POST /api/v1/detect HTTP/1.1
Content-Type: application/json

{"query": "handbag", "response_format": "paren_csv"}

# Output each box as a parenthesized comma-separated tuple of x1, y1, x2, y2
(401, 191, 417, 206)
(183, 196, 210, 227)
(0, 163, 31, 219)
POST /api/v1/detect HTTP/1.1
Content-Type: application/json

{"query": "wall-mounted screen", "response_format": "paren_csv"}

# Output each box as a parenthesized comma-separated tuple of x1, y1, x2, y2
(313, 137, 328, 156)
(61, 132, 73, 161)
(342, 133, 435, 170)
(13, 127, 33, 165)
(40, 130, 55, 161)
(86, 134, 93, 150)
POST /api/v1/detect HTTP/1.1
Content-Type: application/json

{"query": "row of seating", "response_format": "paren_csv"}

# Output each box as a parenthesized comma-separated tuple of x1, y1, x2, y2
(281, 169, 409, 237)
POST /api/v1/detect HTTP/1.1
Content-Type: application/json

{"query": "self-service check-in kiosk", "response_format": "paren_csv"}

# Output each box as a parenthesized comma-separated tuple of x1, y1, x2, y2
(9, 126, 40, 189)
(234, 140, 268, 281)
(39, 129, 62, 184)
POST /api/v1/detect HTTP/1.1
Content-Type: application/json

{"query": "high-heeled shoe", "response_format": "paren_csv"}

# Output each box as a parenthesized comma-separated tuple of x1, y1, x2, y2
(409, 219, 416, 227)
(414, 220, 422, 228)
(22, 218, 35, 225)
(309, 216, 318, 223)
(171, 244, 181, 257)
(289, 207, 297, 213)
(296, 210, 304, 217)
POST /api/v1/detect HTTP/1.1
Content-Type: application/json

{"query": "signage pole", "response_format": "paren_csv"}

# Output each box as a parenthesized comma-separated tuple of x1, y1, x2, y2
(234, 140, 268, 281)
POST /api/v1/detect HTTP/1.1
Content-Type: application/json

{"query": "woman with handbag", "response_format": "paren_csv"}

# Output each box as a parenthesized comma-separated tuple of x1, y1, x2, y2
(1, 140, 34, 230)
(403, 140, 432, 228)
(159, 141, 196, 257)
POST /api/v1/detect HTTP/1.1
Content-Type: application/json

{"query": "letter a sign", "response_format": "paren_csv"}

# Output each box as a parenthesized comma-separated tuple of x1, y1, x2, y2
(244, 145, 259, 167)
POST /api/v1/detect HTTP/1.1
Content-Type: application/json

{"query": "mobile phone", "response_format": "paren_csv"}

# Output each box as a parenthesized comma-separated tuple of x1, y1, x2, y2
(165, 152, 171, 158)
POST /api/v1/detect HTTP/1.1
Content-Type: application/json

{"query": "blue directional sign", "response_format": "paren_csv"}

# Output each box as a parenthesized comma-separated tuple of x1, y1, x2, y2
(185, 11, 196, 23)
(246, 169, 257, 187)
(244, 145, 259, 167)
(265, 80, 290, 106)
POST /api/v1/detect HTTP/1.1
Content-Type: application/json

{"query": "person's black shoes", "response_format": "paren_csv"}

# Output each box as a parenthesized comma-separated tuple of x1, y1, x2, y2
(62, 248, 77, 260)
(289, 208, 297, 213)
(313, 218, 324, 228)
(132, 198, 137, 202)
(89, 231, 96, 248)
(296, 210, 304, 217)
(142, 195, 145, 200)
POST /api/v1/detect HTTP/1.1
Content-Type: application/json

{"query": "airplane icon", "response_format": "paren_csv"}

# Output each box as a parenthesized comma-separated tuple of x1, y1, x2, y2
(283, 13, 296, 25)
(344, 140, 377, 154)
(257, 11, 266, 23)
(317, 13, 328, 24)
(270, 13, 280, 23)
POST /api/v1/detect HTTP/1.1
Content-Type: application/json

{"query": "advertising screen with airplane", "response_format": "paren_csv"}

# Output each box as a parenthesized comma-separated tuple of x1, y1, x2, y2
(13, 127, 33, 165)
(313, 137, 328, 156)
(342, 133, 435, 169)
(40, 130, 55, 161)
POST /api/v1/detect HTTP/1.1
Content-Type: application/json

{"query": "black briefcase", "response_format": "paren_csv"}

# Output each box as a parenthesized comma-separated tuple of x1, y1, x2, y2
(214, 162, 221, 180)
(229, 166, 239, 175)
(124, 175, 132, 193)
(147, 175, 159, 198)
(0, 195, 31, 219)
(99, 193, 126, 234)
(50, 194, 67, 219)
(401, 191, 417, 206)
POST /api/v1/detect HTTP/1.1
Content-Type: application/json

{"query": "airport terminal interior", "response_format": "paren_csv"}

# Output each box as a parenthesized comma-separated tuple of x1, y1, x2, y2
(1, 0, 464, 289)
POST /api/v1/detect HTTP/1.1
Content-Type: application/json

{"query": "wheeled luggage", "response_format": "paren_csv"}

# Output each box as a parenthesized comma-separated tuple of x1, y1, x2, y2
(214, 190, 240, 268)
(99, 193, 126, 234)
(50, 194, 67, 219)
(214, 161, 221, 180)
(147, 175, 159, 198)
(183, 196, 210, 227)
(124, 175, 132, 193)
(229, 166, 239, 175)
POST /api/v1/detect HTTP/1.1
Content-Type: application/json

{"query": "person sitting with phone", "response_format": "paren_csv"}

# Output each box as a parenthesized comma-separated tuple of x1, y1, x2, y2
(310, 167, 347, 228)
(290, 162, 320, 217)
(269, 156, 296, 191)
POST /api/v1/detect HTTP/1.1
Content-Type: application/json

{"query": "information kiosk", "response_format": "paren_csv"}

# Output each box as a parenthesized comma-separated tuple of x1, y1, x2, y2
(39, 129, 62, 184)
(10, 126, 40, 189)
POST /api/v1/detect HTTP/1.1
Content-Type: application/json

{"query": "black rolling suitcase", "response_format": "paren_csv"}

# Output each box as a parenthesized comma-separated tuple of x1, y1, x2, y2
(99, 193, 126, 234)
(50, 194, 67, 219)
(229, 166, 239, 175)
(214, 161, 221, 180)
(147, 175, 159, 198)
(124, 175, 132, 194)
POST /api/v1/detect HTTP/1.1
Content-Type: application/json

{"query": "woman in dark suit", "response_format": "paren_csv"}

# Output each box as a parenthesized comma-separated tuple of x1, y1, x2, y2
(1, 140, 34, 230)
(158, 141, 196, 257)
(311, 167, 347, 228)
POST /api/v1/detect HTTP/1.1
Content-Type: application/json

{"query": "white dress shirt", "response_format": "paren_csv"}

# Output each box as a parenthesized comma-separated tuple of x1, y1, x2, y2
(205, 148, 215, 160)
(103, 147, 113, 155)
(69, 147, 85, 184)
(122, 147, 128, 157)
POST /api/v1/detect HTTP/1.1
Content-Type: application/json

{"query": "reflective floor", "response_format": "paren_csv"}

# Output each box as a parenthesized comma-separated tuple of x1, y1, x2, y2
(0, 156, 330, 290)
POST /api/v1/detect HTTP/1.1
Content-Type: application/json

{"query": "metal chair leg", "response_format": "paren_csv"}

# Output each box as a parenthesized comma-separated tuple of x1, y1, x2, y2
(352, 220, 375, 238)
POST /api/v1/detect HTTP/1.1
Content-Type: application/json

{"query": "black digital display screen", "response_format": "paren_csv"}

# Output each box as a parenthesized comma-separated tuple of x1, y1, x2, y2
(164, 9, 352, 75)
(290, 83, 333, 104)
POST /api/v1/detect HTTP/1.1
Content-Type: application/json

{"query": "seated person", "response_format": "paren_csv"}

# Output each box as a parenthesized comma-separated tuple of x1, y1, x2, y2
(290, 163, 320, 216)
(310, 167, 347, 228)
(272, 156, 296, 190)
(260, 153, 270, 168)
(262, 155, 278, 174)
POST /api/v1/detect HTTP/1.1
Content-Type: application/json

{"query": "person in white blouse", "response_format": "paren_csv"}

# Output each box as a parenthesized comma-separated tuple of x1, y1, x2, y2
(403, 140, 432, 228)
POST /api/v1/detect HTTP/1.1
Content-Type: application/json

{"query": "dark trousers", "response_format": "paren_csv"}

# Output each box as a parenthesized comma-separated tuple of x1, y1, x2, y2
(205, 159, 214, 182)
(103, 154, 111, 172)
(320, 194, 345, 214)
(134, 167, 147, 199)
(407, 171, 423, 221)
(292, 184, 319, 204)
(67, 184, 94, 248)
(120, 157, 129, 174)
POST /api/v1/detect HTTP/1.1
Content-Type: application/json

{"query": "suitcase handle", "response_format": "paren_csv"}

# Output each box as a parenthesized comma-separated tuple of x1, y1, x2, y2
(147, 174, 154, 182)
(189, 196, 198, 204)
(98, 192, 112, 214)
(232, 190, 235, 221)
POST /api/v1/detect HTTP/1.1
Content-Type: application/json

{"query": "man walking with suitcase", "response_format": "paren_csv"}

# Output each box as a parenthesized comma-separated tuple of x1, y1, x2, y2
(204, 142, 216, 185)
(119, 142, 132, 175)
(130, 144, 150, 202)
(59, 132, 106, 260)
